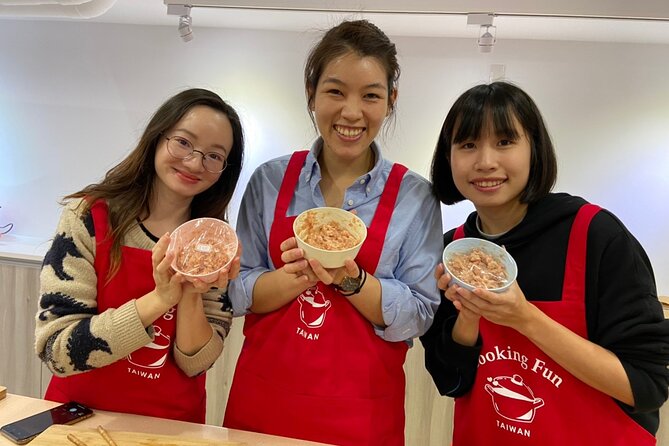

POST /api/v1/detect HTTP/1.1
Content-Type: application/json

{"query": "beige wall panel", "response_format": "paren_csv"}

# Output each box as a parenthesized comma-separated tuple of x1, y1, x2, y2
(206, 317, 245, 426)
(0, 261, 42, 398)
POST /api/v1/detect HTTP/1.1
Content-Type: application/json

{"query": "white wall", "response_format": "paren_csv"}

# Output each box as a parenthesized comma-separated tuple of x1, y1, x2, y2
(0, 20, 667, 293)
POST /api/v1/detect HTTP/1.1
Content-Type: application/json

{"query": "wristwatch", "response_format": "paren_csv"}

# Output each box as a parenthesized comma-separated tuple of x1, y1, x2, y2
(334, 268, 367, 296)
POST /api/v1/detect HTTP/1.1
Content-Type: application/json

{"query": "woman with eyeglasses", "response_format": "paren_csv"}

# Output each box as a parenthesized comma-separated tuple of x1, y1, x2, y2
(35, 88, 245, 422)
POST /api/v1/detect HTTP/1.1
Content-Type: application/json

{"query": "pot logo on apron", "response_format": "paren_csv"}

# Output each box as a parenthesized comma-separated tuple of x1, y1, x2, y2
(297, 287, 332, 329)
(127, 306, 175, 371)
(485, 374, 545, 424)
(127, 325, 171, 369)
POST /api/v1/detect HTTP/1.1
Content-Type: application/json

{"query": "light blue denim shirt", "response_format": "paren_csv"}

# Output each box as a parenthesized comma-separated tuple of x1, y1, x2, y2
(228, 139, 443, 342)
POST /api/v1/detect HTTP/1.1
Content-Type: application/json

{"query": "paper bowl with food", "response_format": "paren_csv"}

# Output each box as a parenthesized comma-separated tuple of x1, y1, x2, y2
(168, 217, 238, 283)
(293, 207, 367, 269)
(442, 237, 517, 293)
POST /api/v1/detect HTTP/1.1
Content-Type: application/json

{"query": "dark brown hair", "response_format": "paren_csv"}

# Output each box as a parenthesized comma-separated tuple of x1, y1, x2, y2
(431, 81, 557, 205)
(304, 19, 400, 126)
(65, 88, 245, 278)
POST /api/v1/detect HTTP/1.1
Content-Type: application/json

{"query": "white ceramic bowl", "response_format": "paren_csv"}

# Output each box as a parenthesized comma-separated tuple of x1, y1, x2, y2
(442, 237, 517, 293)
(293, 207, 367, 269)
(168, 217, 238, 283)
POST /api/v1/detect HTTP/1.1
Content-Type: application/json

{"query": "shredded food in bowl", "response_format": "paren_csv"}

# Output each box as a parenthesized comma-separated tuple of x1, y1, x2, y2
(300, 211, 361, 251)
(447, 247, 508, 289)
(176, 229, 232, 276)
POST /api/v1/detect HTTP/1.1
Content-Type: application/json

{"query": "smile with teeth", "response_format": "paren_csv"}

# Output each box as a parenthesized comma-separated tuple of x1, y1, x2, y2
(473, 180, 505, 188)
(334, 125, 363, 138)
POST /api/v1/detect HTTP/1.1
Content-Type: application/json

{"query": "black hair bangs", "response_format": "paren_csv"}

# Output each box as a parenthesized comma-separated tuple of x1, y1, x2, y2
(451, 87, 521, 144)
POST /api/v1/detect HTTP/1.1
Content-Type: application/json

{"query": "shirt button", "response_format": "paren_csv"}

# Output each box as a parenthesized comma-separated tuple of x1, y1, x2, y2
(347, 199, 354, 206)
(366, 187, 371, 193)
(359, 179, 366, 184)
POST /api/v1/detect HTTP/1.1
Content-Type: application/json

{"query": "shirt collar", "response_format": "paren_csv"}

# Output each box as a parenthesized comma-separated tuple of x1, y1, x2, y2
(304, 138, 384, 190)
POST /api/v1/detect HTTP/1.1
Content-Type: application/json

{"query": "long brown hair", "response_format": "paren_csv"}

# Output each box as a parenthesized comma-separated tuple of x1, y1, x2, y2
(65, 88, 245, 278)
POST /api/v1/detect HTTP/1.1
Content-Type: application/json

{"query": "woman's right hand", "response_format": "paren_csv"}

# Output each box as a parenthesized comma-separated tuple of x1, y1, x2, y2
(249, 237, 318, 313)
(136, 233, 188, 328)
(152, 233, 187, 309)
(435, 263, 481, 322)
(280, 236, 319, 285)
(435, 263, 481, 346)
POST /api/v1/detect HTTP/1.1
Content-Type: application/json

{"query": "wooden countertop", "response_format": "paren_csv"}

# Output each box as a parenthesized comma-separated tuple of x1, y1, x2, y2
(0, 394, 330, 446)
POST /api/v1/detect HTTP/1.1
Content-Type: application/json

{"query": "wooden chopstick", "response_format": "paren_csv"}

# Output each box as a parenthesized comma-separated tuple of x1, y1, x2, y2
(97, 425, 118, 446)
(66, 433, 89, 446)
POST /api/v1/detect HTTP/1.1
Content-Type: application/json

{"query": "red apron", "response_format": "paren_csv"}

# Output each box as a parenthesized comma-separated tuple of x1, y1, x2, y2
(45, 200, 206, 423)
(224, 151, 409, 445)
(452, 204, 656, 445)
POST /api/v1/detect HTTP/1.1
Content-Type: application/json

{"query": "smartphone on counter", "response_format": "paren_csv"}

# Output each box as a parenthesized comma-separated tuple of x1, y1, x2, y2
(0, 401, 93, 444)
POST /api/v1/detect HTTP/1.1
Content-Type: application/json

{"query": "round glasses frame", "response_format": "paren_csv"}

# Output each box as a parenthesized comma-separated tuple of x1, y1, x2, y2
(164, 135, 228, 173)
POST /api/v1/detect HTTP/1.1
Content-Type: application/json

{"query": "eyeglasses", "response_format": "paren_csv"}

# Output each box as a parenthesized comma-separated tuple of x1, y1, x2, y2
(164, 135, 228, 173)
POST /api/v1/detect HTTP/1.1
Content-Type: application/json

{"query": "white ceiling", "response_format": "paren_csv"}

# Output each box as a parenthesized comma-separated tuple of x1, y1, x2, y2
(2, 0, 669, 44)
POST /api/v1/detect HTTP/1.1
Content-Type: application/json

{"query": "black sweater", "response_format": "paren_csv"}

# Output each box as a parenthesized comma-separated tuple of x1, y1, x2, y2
(420, 193, 669, 435)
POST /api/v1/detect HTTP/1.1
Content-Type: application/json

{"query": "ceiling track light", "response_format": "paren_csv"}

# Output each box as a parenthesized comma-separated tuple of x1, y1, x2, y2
(478, 24, 496, 53)
(179, 12, 193, 42)
(467, 13, 497, 53)
(167, 4, 193, 42)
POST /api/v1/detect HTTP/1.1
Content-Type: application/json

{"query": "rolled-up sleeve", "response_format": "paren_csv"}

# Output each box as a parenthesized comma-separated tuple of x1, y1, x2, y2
(374, 176, 443, 342)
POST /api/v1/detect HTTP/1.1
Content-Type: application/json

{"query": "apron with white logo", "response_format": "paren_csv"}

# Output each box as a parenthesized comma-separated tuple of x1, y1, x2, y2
(452, 204, 655, 445)
(224, 151, 409, 445)
(46, 200, 206, 422)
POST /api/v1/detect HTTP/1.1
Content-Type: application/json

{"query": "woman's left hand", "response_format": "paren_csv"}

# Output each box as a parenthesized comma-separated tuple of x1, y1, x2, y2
(308, 258, 358, 286)
(453, 281, 534, 330)
(279, 237, 357, 286)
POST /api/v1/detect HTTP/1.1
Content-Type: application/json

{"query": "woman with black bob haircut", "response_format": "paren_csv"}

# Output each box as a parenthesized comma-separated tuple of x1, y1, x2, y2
(431, 81, 556, 206)
(421, 81, 669, 445)
(36, 88, 244, 423)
